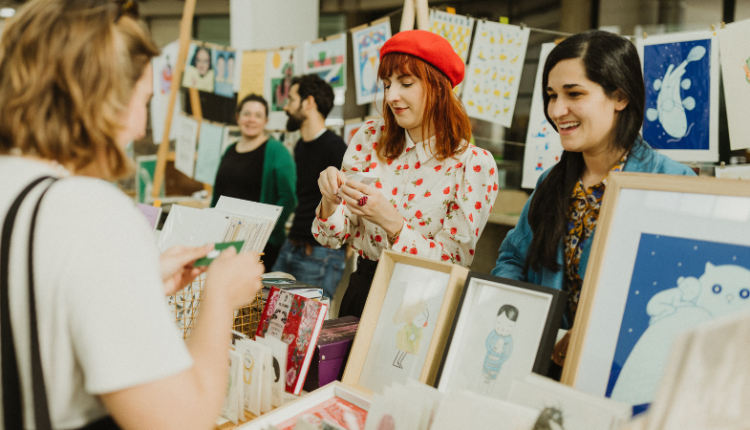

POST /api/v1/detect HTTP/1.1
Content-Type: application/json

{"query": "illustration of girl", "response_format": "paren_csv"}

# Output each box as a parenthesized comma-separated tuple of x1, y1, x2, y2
(392, 300, 429, 369)
(482, 304, 518, 391)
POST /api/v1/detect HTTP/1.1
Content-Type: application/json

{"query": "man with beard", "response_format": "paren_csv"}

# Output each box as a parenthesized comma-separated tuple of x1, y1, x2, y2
(272, 74, 348, 300)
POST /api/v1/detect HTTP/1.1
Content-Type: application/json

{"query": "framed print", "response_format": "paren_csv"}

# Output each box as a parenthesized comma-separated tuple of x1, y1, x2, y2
(636, 31, 719, 162)
(562, 172, 750, 411)
(435, 272, 566, 400)
(342, 250, 469, 395)
(718, 19, 750, 151)
(239, 381, 371, 430)
(645, 313, 750, 430)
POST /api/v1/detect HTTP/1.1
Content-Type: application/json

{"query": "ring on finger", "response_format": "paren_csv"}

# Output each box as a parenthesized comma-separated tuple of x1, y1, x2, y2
(358, 195, 368, 206)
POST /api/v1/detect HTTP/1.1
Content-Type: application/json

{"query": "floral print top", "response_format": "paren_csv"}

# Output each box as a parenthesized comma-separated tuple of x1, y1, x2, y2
(312, 120, 499, 267)
(564, 152, 628, 323)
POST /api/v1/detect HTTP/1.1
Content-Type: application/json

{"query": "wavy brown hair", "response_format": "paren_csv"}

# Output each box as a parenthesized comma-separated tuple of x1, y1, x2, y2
(0, 0, 159, 180)
(377, 53, 471, 161)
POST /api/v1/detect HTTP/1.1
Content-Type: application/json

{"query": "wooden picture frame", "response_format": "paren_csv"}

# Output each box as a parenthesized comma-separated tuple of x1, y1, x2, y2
(239, 381, 371, 430)
(434, 272, 567, 399)
(342, 250, 469, 395)
(562, 172, 750, 410)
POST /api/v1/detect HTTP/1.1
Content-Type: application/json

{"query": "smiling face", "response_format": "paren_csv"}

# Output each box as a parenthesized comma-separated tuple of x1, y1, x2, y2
(116, 63, 153, 148)
(384, 72, 426, 141)
(195, 48, 211, 76)
(494, 312, 516, 336)
(546, 58, 628, 156)
(237, 100, 268, 139)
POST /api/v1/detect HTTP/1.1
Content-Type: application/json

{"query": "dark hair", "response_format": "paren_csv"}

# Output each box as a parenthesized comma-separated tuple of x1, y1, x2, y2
(190, 46, 213, 70)
(497, 305, 519, 322)
(526, 30, 645, 273)
(237, 93, 269, 118)
(291, 74, 334, 118)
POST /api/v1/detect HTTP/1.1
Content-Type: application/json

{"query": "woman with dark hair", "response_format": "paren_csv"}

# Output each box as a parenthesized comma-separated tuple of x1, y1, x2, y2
(314, 30, 499, 318)
(211, 94, 297, 271)
(491, 30, 694, 365)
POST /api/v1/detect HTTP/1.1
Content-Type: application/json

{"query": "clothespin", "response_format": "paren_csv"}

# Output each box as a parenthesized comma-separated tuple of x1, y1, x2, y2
(721, 21, 726, 29)
(642, 32, 648, 39)
(499, 16, 509, 24)
(520, 22, 526, 30)
(446, 7, 456, 14)
(153, 199, 162, 208)
(720, 161, 726, 169)
(710, 23, 716, 31)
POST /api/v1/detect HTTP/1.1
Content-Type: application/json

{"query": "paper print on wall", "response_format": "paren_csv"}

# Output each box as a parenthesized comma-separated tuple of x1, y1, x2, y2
(637, 31, 719, 162)
(239, 50, 266, 102)
(521, 43, 563, 189)
(607, 233, 750, 408)
(352, 20, 391, 106)
(182, 43, 215, 93)
(193, 121, 225, 185)
(718, 20, 750, 150)
(135, 155, 165, 204)
(151, 40, 182, 144)
(175, 114, 199, 178)
(428, 10, 474, 95)
(213, 48, 236, 98)
(359, 263, 450, 393)
(461, 21, 530, 127)
(265, 48, 296, 130)
(304, 35, 346, 89)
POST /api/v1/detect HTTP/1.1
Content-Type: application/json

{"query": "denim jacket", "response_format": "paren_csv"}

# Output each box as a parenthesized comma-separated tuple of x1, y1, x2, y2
(491, 140, 696, 298)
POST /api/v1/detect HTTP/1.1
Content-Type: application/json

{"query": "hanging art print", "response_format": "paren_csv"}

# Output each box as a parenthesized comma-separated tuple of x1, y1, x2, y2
(182, 42, 215, 93)
(461, 21, 530, 127)
(521, 42, 563, 189)
(213, 47, 236, 98)
(637, 31, 719, 162)
(351, 19, 391, 106)
(264, 48, 297, 130)
(303, 35, 346, 89)
(718, 20, 750, 151)
(428, 10, 474, 95)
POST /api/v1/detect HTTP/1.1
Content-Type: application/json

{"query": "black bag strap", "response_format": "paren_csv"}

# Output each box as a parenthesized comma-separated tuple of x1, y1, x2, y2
(2, 176, 122, 430)
(2, 176, 57, 429)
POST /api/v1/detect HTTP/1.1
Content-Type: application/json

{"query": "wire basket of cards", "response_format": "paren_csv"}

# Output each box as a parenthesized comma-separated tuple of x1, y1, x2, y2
(157, 197, 284, 338)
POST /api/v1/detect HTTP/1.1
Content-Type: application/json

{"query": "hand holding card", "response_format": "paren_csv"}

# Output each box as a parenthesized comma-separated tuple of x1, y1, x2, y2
(194, 241, 245, 267)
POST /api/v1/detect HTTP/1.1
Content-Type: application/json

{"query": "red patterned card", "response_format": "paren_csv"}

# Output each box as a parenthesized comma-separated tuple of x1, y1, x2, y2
(256, 286, 328, 395)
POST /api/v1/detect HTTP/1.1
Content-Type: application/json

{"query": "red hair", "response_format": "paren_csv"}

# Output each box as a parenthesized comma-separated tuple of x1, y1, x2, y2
(377, 53, 471, 161)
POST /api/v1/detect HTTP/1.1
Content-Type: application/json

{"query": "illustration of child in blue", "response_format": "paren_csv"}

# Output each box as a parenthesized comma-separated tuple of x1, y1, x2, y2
(482, 304, 518, 391)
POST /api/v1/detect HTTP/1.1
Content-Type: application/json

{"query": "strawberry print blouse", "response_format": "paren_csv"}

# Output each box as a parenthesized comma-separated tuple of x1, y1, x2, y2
(312, 120, 499, 267)
(563, 151, 628, 323)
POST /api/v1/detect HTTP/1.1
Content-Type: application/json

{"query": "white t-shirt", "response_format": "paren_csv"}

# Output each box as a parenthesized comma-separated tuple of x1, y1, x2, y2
(0, 157, 193, 429)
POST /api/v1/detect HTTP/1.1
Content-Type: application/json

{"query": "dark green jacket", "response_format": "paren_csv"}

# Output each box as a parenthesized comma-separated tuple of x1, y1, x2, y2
(211, 138, 297, 247)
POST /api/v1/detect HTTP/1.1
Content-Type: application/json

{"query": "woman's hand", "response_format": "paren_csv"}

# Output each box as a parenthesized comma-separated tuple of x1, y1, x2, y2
(317, 166, 348, 219)
(206, 247, 264, 309)
(552, 331, 571, 367)
(339, 179, 404, 237)
(160, 244, 213, 296)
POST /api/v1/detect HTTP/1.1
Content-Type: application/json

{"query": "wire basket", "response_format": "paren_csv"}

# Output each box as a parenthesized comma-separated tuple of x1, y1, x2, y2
(168, 273, 264, 339)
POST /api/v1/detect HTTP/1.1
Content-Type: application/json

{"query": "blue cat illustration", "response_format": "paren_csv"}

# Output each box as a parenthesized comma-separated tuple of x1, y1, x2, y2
(611, 262, 750, 406)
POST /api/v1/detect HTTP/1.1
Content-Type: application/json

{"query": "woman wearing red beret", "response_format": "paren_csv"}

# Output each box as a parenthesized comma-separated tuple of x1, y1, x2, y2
(313, 30, 499, 318)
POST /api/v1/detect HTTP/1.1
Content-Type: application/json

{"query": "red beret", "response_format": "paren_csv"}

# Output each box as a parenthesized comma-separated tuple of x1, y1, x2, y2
(380, 30, 465, 88)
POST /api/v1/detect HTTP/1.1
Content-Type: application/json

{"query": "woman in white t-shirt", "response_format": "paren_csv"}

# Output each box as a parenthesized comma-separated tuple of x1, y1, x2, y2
(0, 1, 263, 429)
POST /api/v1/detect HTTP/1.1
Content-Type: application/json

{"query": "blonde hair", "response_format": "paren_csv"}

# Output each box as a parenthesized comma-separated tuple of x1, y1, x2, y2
(0, 0, 159, 180)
